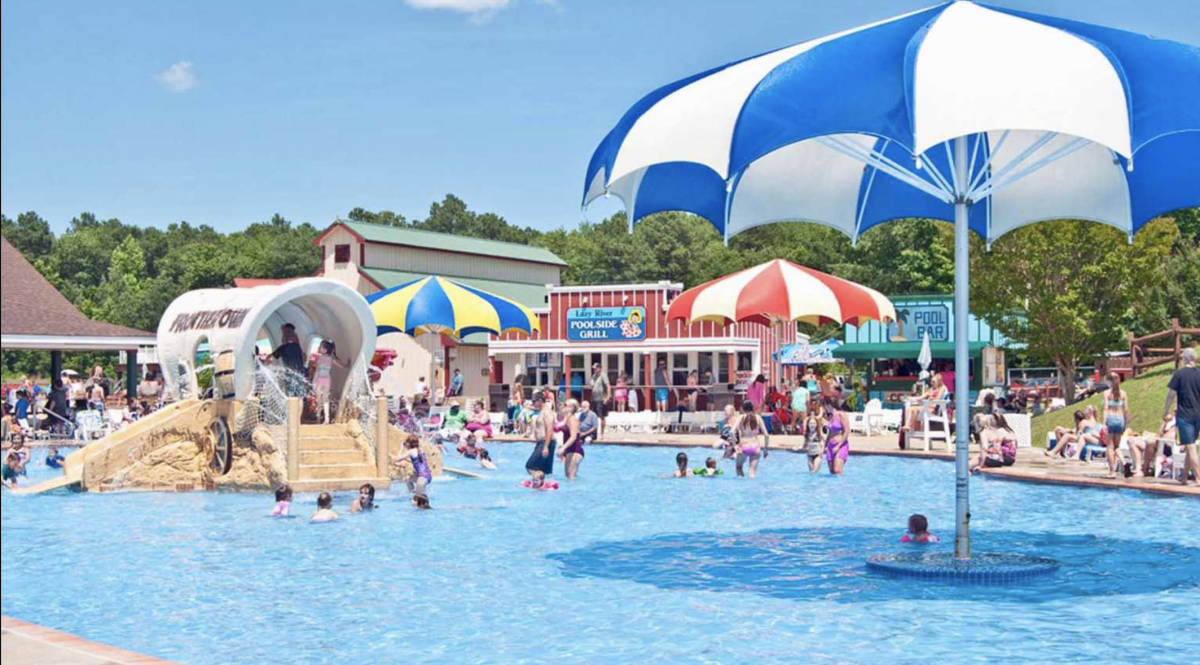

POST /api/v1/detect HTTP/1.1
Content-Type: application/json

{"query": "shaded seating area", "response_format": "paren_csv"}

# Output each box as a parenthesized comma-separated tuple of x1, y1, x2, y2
(1, 238, 155, 440)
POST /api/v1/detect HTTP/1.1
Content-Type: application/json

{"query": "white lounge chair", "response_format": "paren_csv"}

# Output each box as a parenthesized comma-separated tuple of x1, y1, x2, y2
(849, 399, 885, 436)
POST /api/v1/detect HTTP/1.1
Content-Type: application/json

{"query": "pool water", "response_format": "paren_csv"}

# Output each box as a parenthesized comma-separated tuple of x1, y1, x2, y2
(3, 445, 1198, 665)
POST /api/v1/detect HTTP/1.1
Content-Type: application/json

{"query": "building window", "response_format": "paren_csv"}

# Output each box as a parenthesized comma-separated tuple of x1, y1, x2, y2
(334, 244, 351, 263)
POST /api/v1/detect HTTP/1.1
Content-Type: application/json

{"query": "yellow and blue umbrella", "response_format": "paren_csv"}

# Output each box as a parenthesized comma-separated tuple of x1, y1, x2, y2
(366, 276, 539, 339)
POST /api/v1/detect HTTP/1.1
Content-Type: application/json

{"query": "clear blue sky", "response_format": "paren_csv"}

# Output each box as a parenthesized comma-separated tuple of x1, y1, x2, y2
(3, 0, 1198, 234)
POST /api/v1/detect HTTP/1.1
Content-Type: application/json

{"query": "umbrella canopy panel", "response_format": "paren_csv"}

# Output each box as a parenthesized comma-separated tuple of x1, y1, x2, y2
(666, 259, 896, 327)
(582, 1, 1199, 244)
(366, 276, 540, 339)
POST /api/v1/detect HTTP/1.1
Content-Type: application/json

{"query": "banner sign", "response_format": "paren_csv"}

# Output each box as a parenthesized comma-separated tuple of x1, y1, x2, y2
(887, 304, 951, 342)
(567, 307, 646, 342)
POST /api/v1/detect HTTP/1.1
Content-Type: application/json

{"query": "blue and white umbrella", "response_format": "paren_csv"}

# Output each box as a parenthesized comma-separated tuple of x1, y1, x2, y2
(583, 1, 1198, 245)
(582, 0, 1199, 559)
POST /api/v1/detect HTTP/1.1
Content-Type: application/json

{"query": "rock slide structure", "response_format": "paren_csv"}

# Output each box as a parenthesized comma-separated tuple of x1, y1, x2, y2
(15, 278, 442, 495)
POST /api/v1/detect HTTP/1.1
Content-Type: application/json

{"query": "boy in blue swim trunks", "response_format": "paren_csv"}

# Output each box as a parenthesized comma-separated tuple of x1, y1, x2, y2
(45, 446, 65, 469)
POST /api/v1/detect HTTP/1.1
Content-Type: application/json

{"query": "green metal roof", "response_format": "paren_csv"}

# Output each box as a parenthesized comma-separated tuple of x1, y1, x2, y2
(834, 341, 990, 360)
(343, 221, 566, 267)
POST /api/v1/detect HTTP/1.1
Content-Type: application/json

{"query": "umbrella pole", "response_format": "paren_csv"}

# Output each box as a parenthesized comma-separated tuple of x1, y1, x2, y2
(953, 136, 971, 561)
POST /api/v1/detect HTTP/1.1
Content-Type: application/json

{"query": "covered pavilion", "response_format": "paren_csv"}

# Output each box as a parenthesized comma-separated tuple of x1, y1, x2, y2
(0, 237, 155, 395)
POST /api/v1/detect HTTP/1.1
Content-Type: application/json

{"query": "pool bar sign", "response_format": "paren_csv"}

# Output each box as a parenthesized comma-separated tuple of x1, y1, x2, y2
(567, 307, 646, 342)
(888, 304, 951, 342)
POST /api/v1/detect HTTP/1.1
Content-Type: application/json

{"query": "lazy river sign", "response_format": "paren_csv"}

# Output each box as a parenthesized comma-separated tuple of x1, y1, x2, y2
(567, 307, 646, 342)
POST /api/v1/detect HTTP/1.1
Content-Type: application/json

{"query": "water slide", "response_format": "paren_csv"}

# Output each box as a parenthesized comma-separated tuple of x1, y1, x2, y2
(10, 399, 211, 495)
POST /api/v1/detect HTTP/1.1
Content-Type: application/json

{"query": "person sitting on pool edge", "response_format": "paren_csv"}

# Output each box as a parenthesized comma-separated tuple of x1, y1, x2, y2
(271, 485, 293, 517)
(674, 451, 693, 477)
(901, 514, 939, 543)
(350, 483, 375, 513)
(45, 446, 66, 469)
(694, 457, 722, 476)
(311, 492, 339, 522)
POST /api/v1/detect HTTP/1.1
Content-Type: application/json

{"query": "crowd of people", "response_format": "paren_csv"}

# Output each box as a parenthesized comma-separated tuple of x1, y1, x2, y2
(1040, 348, 1200, 484)
(1, 366, 167, 443)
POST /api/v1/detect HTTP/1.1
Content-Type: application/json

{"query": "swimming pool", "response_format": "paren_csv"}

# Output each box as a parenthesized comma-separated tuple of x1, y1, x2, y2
(3, 445, 1198, 665)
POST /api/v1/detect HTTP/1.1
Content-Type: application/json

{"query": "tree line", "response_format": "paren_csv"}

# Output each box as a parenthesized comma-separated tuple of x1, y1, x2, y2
(3, 196, 1197, 393)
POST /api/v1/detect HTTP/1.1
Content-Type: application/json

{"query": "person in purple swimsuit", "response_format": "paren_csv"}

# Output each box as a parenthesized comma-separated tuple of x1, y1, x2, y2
(824, 398, 849, 475)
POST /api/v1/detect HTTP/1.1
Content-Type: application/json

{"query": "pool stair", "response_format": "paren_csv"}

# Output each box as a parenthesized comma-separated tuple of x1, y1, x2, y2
(288, 422, 391, 494)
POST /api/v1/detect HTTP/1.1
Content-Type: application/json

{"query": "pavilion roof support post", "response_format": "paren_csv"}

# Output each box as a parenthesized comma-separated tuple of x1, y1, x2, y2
(126, 350, 138, 398)
(50, 351, 62, 386)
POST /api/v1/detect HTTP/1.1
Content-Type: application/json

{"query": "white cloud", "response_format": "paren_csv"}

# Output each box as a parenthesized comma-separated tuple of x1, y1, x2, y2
(406, 0, 510, 23)
(155, 61, 197, 93)
(405, 0, 560, 24)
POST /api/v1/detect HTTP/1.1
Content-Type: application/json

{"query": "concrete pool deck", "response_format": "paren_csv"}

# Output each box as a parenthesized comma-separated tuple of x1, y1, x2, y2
(1, 616, 182, 665)
(491, 432, 1200, 497)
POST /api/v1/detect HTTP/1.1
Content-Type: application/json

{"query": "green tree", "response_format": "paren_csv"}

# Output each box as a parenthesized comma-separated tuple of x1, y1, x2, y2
(1168, 207, 1199, 243)
(971, 218, 1178, 403)
(347, 207, 408, 227)
(834, 218, 957, 295)
(1, 211, 55, 261)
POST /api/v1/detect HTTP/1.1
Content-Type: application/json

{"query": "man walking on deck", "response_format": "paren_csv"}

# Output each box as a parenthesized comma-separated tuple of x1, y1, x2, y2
(590, 363, 611, 439)
(1164, 347, 1200, 486)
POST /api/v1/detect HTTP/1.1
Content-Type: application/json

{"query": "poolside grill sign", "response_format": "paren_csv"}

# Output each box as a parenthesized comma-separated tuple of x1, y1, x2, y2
(567, 307, 646, 342)
(887, 304, 951, 342)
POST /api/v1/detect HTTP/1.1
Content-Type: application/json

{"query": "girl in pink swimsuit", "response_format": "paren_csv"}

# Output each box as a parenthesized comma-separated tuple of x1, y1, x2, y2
(311, 341, 348, 425)
(824, 403, 849, 475)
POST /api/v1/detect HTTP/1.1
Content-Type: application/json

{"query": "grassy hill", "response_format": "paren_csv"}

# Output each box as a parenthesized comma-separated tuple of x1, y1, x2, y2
(1030, 365, 1176, 447)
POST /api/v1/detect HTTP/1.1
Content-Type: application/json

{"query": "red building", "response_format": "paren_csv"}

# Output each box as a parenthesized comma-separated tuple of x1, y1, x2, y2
(490, 282, 803, 410)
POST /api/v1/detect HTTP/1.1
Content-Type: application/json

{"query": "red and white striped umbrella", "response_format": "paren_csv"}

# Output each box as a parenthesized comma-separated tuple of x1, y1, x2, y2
(666, 259, 896, 326)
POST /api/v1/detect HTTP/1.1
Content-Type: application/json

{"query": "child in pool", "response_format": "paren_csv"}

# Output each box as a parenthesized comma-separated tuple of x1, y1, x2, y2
(457, 432, 484, 459)
(271, 484, 293, 517)
(901, 514, 939, 543)
(478, 449, 497, 470)
(674, 452, 693, 477)
(2, 450, 23, 489)
(398, 434, 433, 499)
(413, 493, 432, 510)
(350, 483, 375, 513)
(803, 414, 825, 473)
(311, 492, 339, 522)
(694, 457, 723, 477)
(45, 446, 66, 469)
(522, 469, 559, 491)
(712, 404, 739, 460)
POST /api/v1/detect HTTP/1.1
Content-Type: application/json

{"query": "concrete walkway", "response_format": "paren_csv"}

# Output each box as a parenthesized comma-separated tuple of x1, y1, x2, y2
(491, 431, 1200, 497)
(1, 616, 182, 665)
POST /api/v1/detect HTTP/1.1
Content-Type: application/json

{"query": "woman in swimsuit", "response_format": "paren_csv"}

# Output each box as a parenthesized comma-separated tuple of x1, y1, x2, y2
(1074, 406, 1104, 460)
(824, 398, 849, 475)
(905, 373, 947, 432)
(734, 400, 768, 479)
(525, 397, 557, 480)
(310, 341, 349, 425)
(971, 413, 1017, 473)
(556, 400, 583, 480)
(1101, 372, 1130, 479)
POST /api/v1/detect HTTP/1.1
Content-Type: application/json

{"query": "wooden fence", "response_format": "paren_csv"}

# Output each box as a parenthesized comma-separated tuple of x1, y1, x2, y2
(1128, 319, 1200, 378)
